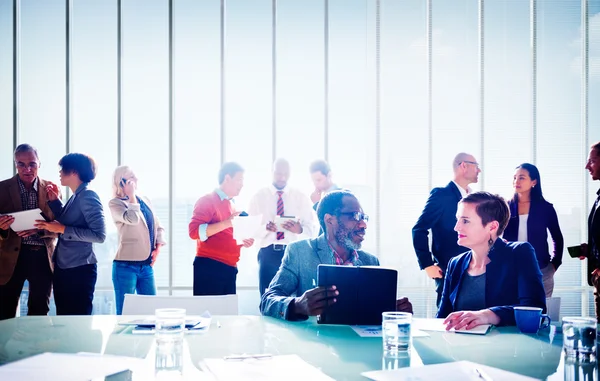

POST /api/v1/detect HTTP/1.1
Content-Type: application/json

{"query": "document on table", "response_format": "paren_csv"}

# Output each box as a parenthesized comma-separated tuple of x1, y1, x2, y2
(350, 325, 429, 338)
(232, 214, 264, 244)
(203, 354, 335, 381)
(362, 360, 538, 381)
(0, 352, 145, 381)
(412, 318, 492, 335)
(0, 208, 47, 232)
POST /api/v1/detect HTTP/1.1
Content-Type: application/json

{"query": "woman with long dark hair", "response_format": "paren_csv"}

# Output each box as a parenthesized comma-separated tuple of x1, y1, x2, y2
(503, 163, 564, 297)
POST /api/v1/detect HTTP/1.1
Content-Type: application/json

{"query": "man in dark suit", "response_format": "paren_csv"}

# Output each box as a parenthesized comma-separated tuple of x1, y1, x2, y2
(583, 142, 600, 321)
(0, 144, 59, 320)
(412, 152, 481, 307)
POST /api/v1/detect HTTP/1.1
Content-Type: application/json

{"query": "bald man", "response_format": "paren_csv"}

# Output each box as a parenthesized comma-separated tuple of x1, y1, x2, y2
(412, 153, 481, 307)
(248, 159, 319, 296)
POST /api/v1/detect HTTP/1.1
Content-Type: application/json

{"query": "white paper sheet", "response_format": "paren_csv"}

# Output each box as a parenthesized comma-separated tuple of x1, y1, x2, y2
(0, 352, 144, 381)
(350, 325, 429, 338)
(1, 208, 46, 232)
(362, 360, 538, 381)
(203, 354, 335, 381)
(232, 214, 264, 244)
(412, 318, 492, 335)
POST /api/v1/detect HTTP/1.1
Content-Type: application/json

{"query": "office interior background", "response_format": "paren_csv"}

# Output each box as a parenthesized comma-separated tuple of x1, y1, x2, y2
(0, 0, 599, 317)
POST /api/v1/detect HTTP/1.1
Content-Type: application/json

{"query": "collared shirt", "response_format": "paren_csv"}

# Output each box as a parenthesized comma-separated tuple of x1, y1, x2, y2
(328, 241, 359, 266)
(17, 177, 44, 246)
(452, 180, 470, 199)
(248, 185, 319, 248)
(198, 188, 232, 242)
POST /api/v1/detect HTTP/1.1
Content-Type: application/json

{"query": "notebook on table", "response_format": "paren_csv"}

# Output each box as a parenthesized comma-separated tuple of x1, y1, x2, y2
(317, 264, 398, 325)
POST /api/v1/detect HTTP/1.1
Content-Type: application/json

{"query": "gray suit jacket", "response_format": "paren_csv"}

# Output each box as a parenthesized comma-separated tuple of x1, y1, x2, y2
(49, 182, 106, 269)
(260, 235, 380, 320)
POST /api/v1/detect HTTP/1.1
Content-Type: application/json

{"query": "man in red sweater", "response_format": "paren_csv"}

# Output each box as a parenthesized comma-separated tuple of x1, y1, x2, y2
(189, 162, 254, 295)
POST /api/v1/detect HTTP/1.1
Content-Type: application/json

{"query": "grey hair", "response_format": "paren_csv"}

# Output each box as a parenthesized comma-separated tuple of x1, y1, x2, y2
(453, 152, 474, 170)
(14, 144, 40, 161)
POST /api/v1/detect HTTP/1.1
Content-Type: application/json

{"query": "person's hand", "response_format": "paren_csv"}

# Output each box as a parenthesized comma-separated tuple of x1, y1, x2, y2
(123, 179, 136, 201)
(16, 229, 39, 238)
(34, 220, 65, 234)
(443, 309, 500, 331)
(266, 221, 277, 232)
(424, 264, 443, 279)
(0, 215, 14, 230)
(282, 220, 303, 234)
(310, 189, 322, 204)
(242, 238, 254, 248)
(45, 182, 60, 202)
(580, 243, 588, 260)
(151, 245, 161, 266)
(396, 297, 413, 313)
(293, 286, 338, 316)
(592, 268, 600, 278)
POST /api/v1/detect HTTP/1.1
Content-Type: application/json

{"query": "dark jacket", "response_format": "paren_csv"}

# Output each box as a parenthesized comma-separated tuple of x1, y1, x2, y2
(412, 181, 468, 271)
(437, 239, 547, 326)
(504, 198, 564, 270)
(587, 190, 600, 286)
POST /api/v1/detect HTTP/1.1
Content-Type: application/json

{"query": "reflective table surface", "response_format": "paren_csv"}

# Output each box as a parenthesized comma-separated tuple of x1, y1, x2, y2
(0, 316, 595, 380)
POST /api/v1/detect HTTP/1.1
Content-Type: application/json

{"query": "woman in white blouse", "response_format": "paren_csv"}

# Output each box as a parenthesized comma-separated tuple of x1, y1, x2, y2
(503, 163, 564, 297)
(109, 166, 166, 315)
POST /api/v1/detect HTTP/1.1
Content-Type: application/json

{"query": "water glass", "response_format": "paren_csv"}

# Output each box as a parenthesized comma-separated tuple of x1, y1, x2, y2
(382, 312, 412, 354)
(155, 308, 186, 376)
(562, 316, 597, 362)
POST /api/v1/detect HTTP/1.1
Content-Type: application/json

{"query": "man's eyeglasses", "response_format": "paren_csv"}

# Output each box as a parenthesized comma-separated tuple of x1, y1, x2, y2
(15, 162, 39, 170)
(338, 212, 369, 222)
(461, 160, 480, 169)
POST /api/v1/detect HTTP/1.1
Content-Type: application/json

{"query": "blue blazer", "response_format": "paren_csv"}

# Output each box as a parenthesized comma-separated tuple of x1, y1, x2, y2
(412, 181, 467, 271)
(49, 182, 106, 269)
(504, 198, 564, 270)
(260, 235, 380, 321)
(436, 239, 546, 326)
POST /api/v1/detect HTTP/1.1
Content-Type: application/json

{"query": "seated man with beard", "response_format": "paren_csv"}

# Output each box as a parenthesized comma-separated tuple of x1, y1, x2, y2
(260, 190, 413, 320)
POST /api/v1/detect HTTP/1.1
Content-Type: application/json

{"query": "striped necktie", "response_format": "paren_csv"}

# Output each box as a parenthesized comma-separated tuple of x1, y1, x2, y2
(276, 191, 284, 240)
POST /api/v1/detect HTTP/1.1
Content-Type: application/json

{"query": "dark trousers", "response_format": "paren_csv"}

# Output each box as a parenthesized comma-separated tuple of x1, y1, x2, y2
(435, 276, 445, 308)
(0, 245, 53, 320)
(53, 263, 97, 315)
(193, 257, 237, 296)
(258, 244, 286, 296)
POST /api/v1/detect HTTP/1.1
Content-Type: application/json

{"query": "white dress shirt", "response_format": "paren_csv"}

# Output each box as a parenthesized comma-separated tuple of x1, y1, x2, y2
(248, 185, 319, 248)
(452, 180, 470, 198)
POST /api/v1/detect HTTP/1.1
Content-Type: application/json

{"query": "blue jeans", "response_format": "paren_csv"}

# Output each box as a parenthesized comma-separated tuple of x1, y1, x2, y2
(112, 261, 156, 315)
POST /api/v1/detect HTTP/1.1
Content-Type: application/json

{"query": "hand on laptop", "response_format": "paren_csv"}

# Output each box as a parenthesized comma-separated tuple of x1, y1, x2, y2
(396, 297, 413, 314)
(293, 286, 338, 316)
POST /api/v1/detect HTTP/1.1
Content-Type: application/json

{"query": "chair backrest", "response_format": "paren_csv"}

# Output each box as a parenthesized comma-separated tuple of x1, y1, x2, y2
(546, 296, 561, 322)
(121, 294, 239, 316)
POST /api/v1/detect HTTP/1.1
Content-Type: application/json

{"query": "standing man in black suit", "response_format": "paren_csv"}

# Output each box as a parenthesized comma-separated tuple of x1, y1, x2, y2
(582, 142, 600, 321)
(412, 152, 481, 307)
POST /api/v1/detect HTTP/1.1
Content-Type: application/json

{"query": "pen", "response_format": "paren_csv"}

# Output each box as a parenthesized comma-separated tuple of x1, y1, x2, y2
(474, 367, 493, 381)
(224, 354, 272, 361)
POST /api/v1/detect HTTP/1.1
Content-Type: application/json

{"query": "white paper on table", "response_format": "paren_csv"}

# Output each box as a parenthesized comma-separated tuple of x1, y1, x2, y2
(362, 360, 538, 381)
(203, 354, 335, 381)
(412, 318, 492, 335)
(1, 208, 46, 232)
(232, 214, 264, 244)
(0, 352, 145, 381)
(350, 325, 429, 338)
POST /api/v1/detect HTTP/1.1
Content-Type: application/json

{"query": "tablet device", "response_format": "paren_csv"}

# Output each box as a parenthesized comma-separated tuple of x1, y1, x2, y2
(274, 215, 298, 231)
(317, 264, 397, 325)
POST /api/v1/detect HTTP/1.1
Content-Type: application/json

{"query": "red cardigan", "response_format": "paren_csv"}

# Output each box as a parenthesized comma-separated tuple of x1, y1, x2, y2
(188, 191, 240, 267)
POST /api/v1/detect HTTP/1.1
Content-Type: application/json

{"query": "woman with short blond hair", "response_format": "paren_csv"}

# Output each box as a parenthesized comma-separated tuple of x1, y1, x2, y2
(109, 165, 166, 315)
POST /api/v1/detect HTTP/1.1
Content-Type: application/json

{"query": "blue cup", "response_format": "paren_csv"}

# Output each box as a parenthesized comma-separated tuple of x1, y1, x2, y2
(514, 306, 551, 334)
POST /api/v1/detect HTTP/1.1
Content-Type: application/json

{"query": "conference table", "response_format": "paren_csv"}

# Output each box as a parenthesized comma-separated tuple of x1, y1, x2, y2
(0, 315, 596, 380)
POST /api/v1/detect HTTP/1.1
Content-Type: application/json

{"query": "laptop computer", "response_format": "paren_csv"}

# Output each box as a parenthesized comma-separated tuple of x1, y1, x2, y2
(316, 264, 398, 325)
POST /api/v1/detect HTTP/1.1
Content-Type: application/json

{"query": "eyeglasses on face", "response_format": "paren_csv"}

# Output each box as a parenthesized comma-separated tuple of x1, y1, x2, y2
(338, 211, 369, 222)
(461, 160, 480, 169)
(15, 162, 39, 169)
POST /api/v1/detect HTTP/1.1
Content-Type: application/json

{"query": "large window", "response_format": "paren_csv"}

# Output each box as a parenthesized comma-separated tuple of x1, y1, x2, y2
(5, 0, 597, 318)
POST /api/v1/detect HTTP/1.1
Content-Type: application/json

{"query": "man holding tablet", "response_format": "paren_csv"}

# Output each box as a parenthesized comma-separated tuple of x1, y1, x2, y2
(260, 190, 412, 320)
(248, 158, 318, 296)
